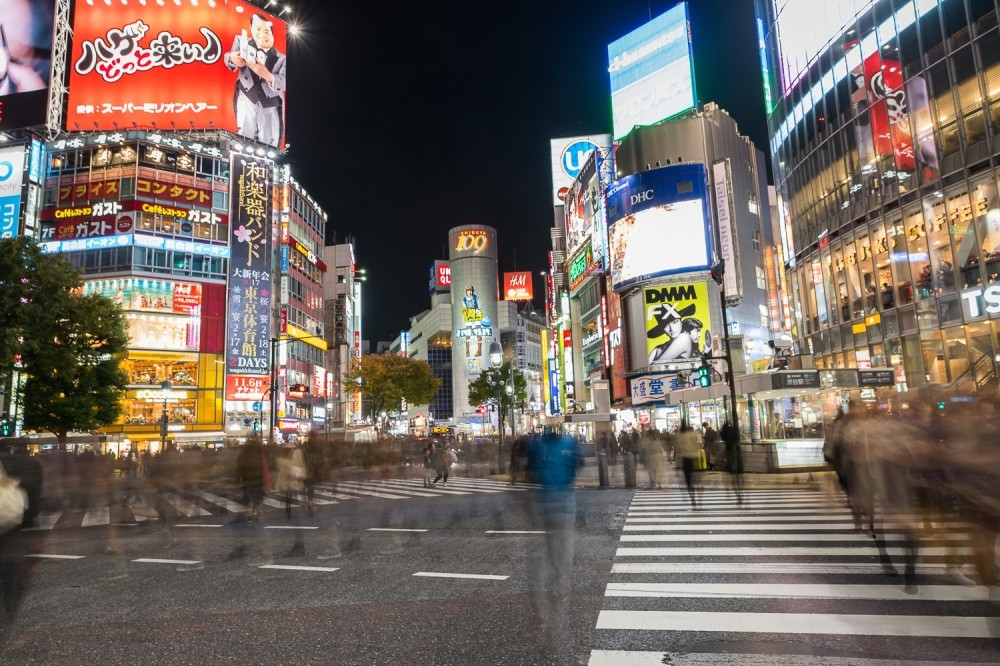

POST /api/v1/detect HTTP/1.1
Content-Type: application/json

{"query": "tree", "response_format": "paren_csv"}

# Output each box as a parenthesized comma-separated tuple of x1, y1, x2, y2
(0, 237, 130, 446)
(343, 354, 441, 437)
(467, 361, 527, 437)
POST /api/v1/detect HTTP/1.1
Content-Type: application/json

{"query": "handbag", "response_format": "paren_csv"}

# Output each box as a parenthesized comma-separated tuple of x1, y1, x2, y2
(0, 458, 28, 534)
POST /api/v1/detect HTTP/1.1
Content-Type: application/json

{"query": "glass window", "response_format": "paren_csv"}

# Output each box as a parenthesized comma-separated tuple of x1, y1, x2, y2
(943, 325, 970, 383)
(888, 213, 914, 305)
(905, 204, 933, 300)
(920, 330, 946, 383)
(872, 222, 896, 309)
(843, 234, 866, 319)
(929, 62, 960, 157)
(972, 173, 1000, 284)
(945, 185, 984, 289)
(978, 31, 1000, 135)
(856, 229, 878, 316)
(965, 321, 993, 388)
(924, 191, 957, 294)
(951, 46, 987, 145)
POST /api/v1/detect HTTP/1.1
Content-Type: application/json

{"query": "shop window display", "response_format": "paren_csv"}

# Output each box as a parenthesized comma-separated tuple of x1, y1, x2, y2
(124, 357, 199, 387)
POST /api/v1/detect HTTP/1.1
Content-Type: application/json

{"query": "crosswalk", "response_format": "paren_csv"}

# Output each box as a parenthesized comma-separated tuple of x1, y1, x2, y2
(588, 487, 1000, 665)
(28, 475, 532, 531)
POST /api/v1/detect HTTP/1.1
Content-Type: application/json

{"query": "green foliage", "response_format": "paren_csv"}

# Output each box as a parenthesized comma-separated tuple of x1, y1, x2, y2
(343, 354, 441, 434)
(0, 238, 129, 444)
(467, 361, 527, 431)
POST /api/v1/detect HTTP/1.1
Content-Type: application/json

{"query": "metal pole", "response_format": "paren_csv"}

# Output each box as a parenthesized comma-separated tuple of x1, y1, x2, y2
(269, 337, 277, 446)
(718, 287, 740, 436)
(496, 373, 506, 474)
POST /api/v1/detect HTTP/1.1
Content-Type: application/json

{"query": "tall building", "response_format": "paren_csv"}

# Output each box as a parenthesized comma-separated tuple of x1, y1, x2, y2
(756, 0, 1000, 400)
(323, 241, 363, 431)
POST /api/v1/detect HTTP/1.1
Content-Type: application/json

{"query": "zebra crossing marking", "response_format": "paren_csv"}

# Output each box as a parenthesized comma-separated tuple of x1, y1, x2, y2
(163, 492, 211, 517)
(619, 532, 967, 542)
(603, 582, 988, 601)
(616, 545, 970, 557)
(595, 610, 1000, 638)
(610, 562, 978, 575)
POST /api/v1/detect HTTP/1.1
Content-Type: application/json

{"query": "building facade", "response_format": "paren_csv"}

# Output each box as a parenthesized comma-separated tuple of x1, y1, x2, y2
(756, 0, 1000, 403)
(323, 242, 363, 432)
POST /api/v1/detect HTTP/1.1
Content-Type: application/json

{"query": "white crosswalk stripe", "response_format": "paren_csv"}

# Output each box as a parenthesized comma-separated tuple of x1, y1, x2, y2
(32, 476, 526, 529)
(589, 487, 1000, 664)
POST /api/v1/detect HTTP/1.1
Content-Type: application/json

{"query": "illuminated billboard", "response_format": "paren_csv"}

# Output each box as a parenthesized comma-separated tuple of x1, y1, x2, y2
(642, 282, 713, 364)
(0, 143, 26, 238)
(0, 0, 55, 131)
(503, 271, 533, 301)
(67, 1, 287, 147)
(428, 259, 450, 294)
(549, 134, 611, 206)
(607, 2, 696, 141)
(606, 163, 712, 291)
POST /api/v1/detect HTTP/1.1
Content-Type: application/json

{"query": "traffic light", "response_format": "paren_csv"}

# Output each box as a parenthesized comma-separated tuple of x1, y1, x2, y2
(253, 420, 260, 433)
(710, 260, 725, 286)
(476, 406, 486, 415)
(288, 384, 309, 394)
(0, 414, 10, 437)
(697, 362, 711, 388)
(937, 400, 947, 410)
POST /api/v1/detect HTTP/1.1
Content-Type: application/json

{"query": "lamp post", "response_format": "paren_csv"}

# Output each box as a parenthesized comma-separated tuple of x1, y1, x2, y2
(159, 379, 172, 452)
(488, 340, 505, 474)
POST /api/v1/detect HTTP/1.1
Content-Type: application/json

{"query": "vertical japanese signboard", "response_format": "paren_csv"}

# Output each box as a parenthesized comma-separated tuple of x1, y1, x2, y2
(225, 154, 272, 400)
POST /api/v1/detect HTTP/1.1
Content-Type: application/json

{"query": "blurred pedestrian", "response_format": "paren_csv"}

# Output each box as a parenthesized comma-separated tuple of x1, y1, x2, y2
(674, 421, 703, 508)
(702, 422, 722, 470)
(422, 444, 434, 487)
(431, 442, 449, 486)
(236, 438, 267, 520)
(720, 420, 744, 504)
(639, 429, 665, 489)
(0, 443, 43, 629)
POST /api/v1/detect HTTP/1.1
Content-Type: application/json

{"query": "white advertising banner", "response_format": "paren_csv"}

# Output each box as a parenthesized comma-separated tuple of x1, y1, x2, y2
(712, 159, 742, 304)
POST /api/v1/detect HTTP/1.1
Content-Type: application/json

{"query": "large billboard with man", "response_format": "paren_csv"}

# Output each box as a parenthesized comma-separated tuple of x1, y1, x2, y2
(67, 0, 287, 147)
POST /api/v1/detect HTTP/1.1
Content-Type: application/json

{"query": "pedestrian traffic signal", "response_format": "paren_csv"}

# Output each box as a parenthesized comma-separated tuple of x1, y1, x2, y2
(253, 420, 260, 433)
(0, 414, 10, 437)
(697, 363, 711, 388)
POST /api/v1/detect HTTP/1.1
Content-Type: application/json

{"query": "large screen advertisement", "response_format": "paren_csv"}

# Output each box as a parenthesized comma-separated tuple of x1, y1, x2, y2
(0, 0, 55, 131)
(643, 282, 712, 364)
(67, 1, 287, 147)
(606, 163, 712, 291)
(0, 143, 26, 238)
(607, 2, 696, 141)
(549, 134, 611, 206)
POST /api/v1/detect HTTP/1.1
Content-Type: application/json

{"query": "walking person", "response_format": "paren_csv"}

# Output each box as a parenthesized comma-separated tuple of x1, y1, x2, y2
(0, 443, 44, 631)
(432, 442, 449, 486)
(702, 421, 722, 471)
(674, 421, 703, 508)
(720, 420, 744, 504)
(422, 444, 434, 487)
(639, 429, 665, 489)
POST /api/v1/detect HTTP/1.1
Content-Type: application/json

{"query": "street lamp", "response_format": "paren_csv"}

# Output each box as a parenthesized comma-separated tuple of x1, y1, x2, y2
(488, 340, 506, 474)
(159, 379, 172, 452)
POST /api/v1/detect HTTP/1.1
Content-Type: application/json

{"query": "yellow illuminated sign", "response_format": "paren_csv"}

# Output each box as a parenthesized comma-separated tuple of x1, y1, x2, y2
(454, 231, 489, 254)
(285, 324, 328, 351)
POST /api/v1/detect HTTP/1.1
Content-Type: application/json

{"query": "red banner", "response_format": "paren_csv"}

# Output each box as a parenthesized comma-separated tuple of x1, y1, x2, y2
(67, 1, 287, 147)
(225, 374, 269, 402)
(503, 271, 534, 301)
(860, 54, 915, 173)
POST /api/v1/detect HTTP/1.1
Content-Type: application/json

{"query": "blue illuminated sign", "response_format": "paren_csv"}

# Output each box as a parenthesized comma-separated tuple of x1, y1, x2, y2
(40, 234, 132, 253)
(561, 140, 600, 181)
(607, 2, 697, 141)
(133, 233, 230, 258)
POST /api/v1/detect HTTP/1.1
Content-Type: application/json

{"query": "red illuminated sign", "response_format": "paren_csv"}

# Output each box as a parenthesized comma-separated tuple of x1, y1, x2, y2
(172, 283, 202, 315)
(67, 1, 287, 147)
(503, 271, 534, 301)
(225, 374, 269, 402)
(437, 264, 451, 288)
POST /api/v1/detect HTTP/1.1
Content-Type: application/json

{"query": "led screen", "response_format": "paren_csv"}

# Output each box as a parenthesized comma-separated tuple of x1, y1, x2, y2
(606, 163, 712, 291)
(607, 2, 696, 141)
(67, 1, 287, 147)
(0, 0, 55, 131)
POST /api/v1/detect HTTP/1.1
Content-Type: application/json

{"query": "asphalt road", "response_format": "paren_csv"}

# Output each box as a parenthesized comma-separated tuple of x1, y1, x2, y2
(2, 468, 999, 665)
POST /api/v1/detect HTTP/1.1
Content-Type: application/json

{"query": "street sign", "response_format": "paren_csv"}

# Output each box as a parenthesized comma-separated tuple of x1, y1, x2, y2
(252, 401, 263, 412)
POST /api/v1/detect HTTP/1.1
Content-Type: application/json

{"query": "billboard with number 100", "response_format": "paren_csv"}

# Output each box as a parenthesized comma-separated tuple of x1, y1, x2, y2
(66, 0, 287, 147)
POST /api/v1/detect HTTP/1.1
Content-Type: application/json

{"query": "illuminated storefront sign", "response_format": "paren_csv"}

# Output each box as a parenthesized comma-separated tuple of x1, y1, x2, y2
(83, 278, 202, 314)
(549, 135, 611, 206)
(630, 373, 682, 405)
(453, 230, 489, 254)
(960, 286, 1000, 319)
(133, 233, 229, 257)
(503, 271, 534, 301)
(40, 234, 132, 253)
(428, 260, 451, 294)
(67, 1, 288, 147)
(225, 154, 272, 378)
(568, 245, 595, 290)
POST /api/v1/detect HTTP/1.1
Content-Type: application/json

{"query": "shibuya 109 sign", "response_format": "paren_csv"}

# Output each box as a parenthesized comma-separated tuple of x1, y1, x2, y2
(67, 1, 288, 147)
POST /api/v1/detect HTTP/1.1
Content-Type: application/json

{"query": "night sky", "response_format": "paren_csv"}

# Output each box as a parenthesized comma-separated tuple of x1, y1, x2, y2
(283, 0, 768, 344)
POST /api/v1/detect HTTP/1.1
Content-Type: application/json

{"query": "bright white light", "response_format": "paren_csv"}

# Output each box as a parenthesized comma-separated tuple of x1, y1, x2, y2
(289, 24, 300, 36)
(255, 148, 265, 156)
(266, 151, 276, 159)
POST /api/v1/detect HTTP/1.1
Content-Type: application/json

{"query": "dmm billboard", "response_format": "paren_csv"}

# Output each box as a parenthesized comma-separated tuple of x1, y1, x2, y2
(67, 1, 287, 147)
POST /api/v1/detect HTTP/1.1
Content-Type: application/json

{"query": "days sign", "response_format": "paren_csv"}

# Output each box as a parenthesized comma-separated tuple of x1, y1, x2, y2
(0, 144, 26, 238)
(67, 1, 288, 147)
(644, 282, 713, 364)
(225, 154, 272, 377)
(503, 271, 534, 301)
(607, 2, 697, 140)
(0, 0, 57, 131)
(630, 373, 682, 405)
(858, 368, 895, 387)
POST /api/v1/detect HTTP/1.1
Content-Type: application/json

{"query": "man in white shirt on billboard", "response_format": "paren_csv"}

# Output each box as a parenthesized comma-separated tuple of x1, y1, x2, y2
(224, 13, 286, 147)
